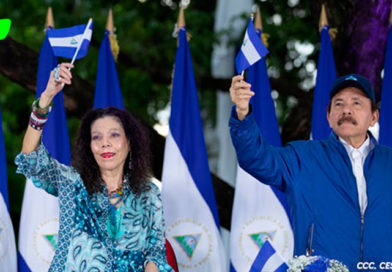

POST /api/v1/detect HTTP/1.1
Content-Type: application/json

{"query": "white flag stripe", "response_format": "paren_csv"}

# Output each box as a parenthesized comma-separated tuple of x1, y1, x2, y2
(162, 133, 226, 272)
(0, 195, 17, 272)
(262, 252, 286, 272)
(230, 166, 293, 271)
(48, 29, 92, 47)
(241, 31, 261, 66)
(19, 179, 59, 271)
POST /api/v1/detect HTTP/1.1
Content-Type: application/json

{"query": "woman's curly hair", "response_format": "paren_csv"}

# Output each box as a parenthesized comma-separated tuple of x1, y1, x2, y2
(72, 107, 152, 194)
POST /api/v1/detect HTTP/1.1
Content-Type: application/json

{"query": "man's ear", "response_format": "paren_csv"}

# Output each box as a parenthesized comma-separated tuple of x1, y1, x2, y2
(371, 109, 379, 126)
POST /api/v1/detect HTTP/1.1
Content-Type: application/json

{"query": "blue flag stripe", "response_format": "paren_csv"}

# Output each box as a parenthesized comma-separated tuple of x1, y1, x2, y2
(379, 26, 392, 146)
(169, 28, 220, 228)
(94, 31, 124, 109)
(311, 26, 337, 140)
(275, 263, 289, 272)
(18, 252, 31, 272)
(249, 241, 275, 272)
(47, 24, 86, 38)
(0, 103, 9, 209)
(247, 29, 291, 221)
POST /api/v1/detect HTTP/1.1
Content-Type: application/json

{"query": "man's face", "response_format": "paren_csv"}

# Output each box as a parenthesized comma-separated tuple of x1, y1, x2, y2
(327, 87, 378, 142)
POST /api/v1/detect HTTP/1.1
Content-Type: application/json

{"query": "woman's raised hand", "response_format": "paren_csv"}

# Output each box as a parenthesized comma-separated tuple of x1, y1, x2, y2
(39, 62, 74, 108)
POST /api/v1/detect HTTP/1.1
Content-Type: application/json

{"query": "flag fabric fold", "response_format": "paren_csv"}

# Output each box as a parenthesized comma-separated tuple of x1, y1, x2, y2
(0, 103, 17, 272)
(162, 27, 227, 271)
(94, 30, 124, 109)
(249, 240, 288, 272)
(47, 21, 93, 60)
(235, 18, 269, 74)
(379, 24, 392, 146)
(311, 25, 337, 140)
(18, 33, 71, 272)
(230, 29, 293, 272)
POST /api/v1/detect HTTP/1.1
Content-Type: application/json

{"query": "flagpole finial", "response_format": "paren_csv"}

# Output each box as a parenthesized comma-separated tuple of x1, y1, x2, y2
(106, 9, 120, 62)
(389, 3, 392, 24)
(319, 4, 328, 32)
(177, 7, 186, 28)
(250, 13, 255, 21)
(254, 7, 263, 31)
(45, 7, 55, 29)
(106, 9, 114, 33)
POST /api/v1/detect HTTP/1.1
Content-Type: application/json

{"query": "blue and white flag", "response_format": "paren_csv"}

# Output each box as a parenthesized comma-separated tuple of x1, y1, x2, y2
(379, 23, 392, 146)
(47, 19, 93, 60)
(162, 27, 227, 271)
(230, 28, 293, 272)
(235, 18, 269, 74)
(0, 103, 17, 271)
(249, 240, 288, 272)
(94, 30, 124, 109)
(18, 32, 71, 272)
(311, 26, 336, 140)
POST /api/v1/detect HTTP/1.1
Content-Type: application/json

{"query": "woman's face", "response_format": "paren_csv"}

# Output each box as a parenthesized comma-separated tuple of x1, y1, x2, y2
(90, 116, 130, 174)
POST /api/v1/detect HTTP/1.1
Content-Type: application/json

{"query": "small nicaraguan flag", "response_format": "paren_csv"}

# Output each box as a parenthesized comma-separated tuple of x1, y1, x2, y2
(235, 18, 269, 74)
(47, 20, 93, 60)
(249, 240, 288, 272)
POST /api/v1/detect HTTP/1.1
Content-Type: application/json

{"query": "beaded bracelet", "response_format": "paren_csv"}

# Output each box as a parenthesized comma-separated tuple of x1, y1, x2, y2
(28, 98, 53, 130)
(32, 98, 53, 118)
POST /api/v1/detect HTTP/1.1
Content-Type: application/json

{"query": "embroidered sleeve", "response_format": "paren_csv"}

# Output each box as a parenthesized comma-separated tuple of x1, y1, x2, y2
(15, 142, 75, 196)
(144, 183, 174, 272)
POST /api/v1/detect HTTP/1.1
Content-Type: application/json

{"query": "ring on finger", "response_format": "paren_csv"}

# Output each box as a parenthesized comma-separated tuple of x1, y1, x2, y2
(53, 67, 60, 82)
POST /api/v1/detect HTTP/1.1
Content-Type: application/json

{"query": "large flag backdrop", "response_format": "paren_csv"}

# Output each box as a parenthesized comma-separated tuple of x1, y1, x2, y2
(161, 26, 227, 271)
(0, 103, 17, 271)
(230, 27, 293, 271)
(379, 21, 392, 146)
(94, 30, 124, 109)
(311, 25, 337, 140)
(18, 31, 72, 272)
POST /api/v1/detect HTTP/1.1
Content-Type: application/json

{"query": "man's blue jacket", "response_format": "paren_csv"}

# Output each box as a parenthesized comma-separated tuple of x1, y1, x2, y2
(230, 109, 392, 271)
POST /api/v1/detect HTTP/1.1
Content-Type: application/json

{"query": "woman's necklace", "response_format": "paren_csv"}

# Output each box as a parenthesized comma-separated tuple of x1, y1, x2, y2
(107, 179, 127, 239)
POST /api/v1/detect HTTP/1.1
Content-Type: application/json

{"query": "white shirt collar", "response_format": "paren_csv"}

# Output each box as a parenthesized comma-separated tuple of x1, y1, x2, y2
(339, 135, 372, 160)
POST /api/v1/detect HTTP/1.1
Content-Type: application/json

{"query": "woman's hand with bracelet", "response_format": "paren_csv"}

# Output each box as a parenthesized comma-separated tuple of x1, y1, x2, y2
(39, 62, 74, 108)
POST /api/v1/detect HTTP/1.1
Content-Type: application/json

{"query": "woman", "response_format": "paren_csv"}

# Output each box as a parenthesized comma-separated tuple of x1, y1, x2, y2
(15, 63, 174, 272)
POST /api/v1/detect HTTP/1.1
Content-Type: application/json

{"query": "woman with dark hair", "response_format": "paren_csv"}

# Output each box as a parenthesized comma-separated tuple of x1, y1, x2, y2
(15, 63, 174, 272)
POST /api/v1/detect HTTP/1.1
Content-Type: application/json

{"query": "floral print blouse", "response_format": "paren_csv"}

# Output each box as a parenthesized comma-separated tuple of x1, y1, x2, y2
(15, 143, 174, 272)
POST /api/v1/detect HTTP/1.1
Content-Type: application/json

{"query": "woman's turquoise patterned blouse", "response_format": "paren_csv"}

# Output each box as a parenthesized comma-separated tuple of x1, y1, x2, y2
(15, 143, 174, 272)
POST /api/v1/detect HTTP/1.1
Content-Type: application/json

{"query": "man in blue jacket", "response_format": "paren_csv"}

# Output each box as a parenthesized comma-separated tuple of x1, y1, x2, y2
(229, 74, 392, 271)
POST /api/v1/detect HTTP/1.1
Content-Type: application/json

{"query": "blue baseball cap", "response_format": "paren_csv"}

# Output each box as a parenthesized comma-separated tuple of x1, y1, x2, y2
(330, 74, 375, 103)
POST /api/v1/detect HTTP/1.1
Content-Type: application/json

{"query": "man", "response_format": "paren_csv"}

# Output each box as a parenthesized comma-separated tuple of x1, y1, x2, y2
(229, 74, 392, 271)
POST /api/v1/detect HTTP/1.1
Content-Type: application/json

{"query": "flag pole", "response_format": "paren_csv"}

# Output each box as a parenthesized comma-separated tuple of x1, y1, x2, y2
(70, 18, 93, 65)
